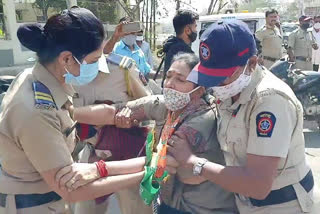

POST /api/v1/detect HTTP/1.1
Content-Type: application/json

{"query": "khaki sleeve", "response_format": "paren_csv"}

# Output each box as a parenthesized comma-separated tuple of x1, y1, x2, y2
(255, 29, 264, 42)
(288, 31, 296, 49)
(17, 110, 73, 172)
(123, 95, 168, 122)
(247, 94, 296, 158)
(127, 66, 152, 99)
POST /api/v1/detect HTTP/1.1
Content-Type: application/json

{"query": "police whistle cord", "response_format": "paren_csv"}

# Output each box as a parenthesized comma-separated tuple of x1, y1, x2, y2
(139, 113, 182, 206)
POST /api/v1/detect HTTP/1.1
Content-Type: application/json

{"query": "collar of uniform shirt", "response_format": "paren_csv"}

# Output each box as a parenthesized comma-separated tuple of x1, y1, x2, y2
(33, 62, 75, 109)
(237, 65, 265, 105)
(266, 24, 276, 29)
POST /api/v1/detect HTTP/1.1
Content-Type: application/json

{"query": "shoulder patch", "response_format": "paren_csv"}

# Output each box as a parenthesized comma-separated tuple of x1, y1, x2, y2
(256, 111, 276, 138)
(106, 53, 133, 70)
(32, 81, 56, 110)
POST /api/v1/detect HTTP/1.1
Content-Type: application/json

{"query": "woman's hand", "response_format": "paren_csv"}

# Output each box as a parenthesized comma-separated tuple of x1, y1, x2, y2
(55, 163, 100, 192)
(115, 107, 139, 128)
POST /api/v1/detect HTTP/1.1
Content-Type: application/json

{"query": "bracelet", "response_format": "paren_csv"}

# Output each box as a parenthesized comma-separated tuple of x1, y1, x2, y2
(95, 160, 108, 178)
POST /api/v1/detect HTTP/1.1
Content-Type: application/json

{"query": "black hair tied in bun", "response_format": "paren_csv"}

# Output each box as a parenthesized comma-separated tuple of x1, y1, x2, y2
(16, 8, 104, 64)
(17, 24, 47, 53)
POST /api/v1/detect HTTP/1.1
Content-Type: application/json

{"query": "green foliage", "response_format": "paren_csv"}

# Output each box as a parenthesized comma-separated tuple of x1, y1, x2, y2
(78, 0, 117, 24)
(286, 1, 299, 21)
(33, 0, 67, 20)
(239, 0, 274, 12)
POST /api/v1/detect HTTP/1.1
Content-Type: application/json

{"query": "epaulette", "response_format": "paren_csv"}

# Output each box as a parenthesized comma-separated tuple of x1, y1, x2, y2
(32, 81, 57, 110)
(106, 53, 134, 70)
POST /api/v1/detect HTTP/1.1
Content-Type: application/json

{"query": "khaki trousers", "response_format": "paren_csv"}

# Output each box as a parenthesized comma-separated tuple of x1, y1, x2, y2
(116, 185, 152, 214)
(295, 60, 313, 70)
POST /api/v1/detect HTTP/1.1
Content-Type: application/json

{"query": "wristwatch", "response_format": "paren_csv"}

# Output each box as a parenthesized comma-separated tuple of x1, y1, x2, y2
(193, 158, 208, 176)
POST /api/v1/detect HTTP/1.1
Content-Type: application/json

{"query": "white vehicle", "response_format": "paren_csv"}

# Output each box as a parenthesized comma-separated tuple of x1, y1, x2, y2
(192, 12, 266, 54)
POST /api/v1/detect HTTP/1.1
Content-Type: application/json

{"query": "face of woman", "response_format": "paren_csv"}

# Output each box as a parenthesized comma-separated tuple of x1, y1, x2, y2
(164, 60, 196, 93)
(62, 43, 104, 77)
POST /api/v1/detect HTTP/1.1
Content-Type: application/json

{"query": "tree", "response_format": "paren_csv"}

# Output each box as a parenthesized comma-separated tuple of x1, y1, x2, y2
(115, 0, 144, 19)
(175, 0, 181, 11)
(286, 1, 299, 21)
(217, 0, 228, 13)
(78, 0, 117, 24)
(33, 0, 67, 21)
(0, 1, 6, 39)
(238, 0, 274, 12)
(207, 0, 228, 15)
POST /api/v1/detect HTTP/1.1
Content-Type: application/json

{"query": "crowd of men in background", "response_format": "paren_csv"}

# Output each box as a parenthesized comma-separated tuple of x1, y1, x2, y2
(256, 9, 320, 71)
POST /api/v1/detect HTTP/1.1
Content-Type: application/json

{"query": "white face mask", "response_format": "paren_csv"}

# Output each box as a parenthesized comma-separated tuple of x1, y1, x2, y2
(211, 64, 251, 101)
(163, 87, 200, 112)
(314, 23, 320, 30)
(123, 34, 137, 46)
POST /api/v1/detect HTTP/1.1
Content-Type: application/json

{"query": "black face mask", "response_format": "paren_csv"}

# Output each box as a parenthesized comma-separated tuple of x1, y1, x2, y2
(301, 23, 310, 30)
(188, 31, 197, 43)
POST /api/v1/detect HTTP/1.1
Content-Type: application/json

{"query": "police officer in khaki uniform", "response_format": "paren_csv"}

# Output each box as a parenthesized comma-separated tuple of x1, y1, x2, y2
(168, 20, 314, 214)
(255, 9, 283, 69)
(288, 15, 318, 70)
(73, 53, 152, 214)
(0, 8, 147, 214)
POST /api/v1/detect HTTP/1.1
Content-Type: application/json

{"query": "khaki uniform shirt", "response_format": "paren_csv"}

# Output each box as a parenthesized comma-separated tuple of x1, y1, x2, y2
(125, 95, 238, 214)
(256, 25, 283, 59)
(217, 66, 312, 213)
(0, 63, 75, 195)
(288, 28, 314, 59)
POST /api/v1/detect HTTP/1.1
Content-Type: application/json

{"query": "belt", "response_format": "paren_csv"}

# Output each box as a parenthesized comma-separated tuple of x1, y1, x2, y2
(296, 56, 311, 62)
(0, 191, 61, 209)
(250, 170, 314, 207)
(263, 56, 278, 62)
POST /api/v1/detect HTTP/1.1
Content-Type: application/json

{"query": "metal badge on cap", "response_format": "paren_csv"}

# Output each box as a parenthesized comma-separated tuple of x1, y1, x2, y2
(200, 43, 211, 60)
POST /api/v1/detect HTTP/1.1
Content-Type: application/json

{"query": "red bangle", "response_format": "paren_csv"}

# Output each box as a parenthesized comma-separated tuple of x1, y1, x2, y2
(95, 160, 108, 178)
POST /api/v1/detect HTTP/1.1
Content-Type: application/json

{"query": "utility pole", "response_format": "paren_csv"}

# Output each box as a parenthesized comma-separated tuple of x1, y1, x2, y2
(66, 0, 77, 8)
(297, 0, 304, 16)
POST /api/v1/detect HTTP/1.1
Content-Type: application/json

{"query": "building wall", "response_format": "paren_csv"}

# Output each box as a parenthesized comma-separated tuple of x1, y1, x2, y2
(305, 0, 320, 7)
(305, 0, 320, 16)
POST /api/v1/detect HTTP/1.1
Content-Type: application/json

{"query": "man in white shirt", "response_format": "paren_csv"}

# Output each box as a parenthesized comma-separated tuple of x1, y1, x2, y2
(136, 31, 154, 69)
(312, 16, 320, 71)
